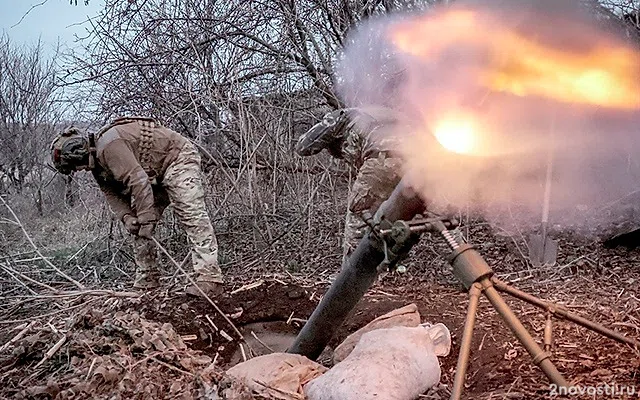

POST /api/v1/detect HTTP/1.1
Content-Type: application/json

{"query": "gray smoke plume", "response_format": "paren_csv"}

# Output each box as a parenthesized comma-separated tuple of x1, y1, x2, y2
(335, 0, 640, 232)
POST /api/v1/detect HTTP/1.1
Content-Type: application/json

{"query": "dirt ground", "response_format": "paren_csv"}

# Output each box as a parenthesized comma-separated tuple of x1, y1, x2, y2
(2, 223, 640, 399)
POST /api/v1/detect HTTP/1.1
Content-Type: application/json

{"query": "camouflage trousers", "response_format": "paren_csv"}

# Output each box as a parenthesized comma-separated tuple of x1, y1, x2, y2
(134, 141, 222, 284)
(342, 155, 403, 263)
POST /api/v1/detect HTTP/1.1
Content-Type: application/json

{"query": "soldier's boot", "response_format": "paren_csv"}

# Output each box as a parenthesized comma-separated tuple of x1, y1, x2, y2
(133, 237, 161, 290)
(133, 270, 161, 289)
(185, 245, 224, 298)
(185, 280, 224, 298)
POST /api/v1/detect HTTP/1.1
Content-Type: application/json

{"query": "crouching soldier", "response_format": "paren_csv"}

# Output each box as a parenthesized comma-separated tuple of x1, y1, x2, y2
(296, 106, 416, 263)
(50, 116, 223, 298)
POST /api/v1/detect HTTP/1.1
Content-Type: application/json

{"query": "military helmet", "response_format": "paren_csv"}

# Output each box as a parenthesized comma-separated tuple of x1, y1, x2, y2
(50, 127, 90, 175)
(296, 109, 349, 156)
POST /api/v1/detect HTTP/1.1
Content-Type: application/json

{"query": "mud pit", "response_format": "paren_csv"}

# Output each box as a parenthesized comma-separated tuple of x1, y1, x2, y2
(137, 281, 317, 369)
(135, 275, 640, 399)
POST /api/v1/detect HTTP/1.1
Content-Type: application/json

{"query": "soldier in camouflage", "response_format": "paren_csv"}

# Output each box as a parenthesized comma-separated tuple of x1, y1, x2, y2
(296, 106, 416, 262)
(50, 116, 223, 298)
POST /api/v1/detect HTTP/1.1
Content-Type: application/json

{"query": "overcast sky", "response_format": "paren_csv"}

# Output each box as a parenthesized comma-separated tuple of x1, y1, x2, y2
(0, 0, 104, 54)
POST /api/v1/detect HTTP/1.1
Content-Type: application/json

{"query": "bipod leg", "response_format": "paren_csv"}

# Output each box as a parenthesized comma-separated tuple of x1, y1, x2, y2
(450, 283, 482, 400)
(492, 277, 640, 350)
(480, 277, 569, 388)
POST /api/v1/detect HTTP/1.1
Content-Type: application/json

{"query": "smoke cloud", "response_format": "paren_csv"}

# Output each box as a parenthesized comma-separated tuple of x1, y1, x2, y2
(335, 0, 640, 230)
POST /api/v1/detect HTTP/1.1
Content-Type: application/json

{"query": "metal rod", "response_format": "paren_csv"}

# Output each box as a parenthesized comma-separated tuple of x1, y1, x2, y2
(482, 279, 569, 388)
(541, 113, 556, 237)
(544, 312, 553, 352)
(493, 278, 640, 349)
(450, 283, 482, 400)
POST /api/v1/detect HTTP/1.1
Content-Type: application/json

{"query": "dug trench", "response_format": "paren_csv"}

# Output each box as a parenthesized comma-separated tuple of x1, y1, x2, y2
(137, 275, 640, 398)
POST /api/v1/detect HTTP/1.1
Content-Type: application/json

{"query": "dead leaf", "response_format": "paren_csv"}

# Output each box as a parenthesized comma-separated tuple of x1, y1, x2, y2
(504, 348, 518, 360)
(92, 364, 121, 384)
(170, 380, 183, 393)
(25, 381, 60, 398)
(180, 354, 213, 371)
(579, 359, 594, 368)
(590, 368, 612, 377)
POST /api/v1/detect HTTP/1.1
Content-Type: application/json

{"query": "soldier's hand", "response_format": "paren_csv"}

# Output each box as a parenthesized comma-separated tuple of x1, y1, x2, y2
(138, 223, 156, 239)
(123, 215, 139, 235)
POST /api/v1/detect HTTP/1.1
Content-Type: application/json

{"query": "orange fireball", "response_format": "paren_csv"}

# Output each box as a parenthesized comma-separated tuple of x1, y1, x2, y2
(389, 8, 640, 109)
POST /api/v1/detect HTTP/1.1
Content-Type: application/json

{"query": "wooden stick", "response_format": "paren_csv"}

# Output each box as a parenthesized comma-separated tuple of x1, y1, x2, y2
(230, 279, 264, 295)
(34, 335, 67, 369)
(149, 357, 195, 377)
(0, 197, 84, 290)
(152, 237, 244, 340)
(0, 321, 35, 352)
(0, 262, 56, 291)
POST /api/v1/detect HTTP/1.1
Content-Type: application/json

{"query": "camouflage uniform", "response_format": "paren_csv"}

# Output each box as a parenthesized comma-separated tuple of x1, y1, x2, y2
(54, 116, 222, 289)
(296, 107, 413, 261)
(131, 141, 222, 286)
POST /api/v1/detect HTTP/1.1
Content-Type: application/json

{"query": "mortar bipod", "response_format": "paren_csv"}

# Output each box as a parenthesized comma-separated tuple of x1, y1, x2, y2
(381, 217, 640, 400)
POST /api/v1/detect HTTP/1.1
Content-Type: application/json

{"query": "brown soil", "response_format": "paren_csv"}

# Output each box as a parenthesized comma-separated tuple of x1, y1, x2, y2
(134, 267, 640, 399)
(3, 223, 640, 399)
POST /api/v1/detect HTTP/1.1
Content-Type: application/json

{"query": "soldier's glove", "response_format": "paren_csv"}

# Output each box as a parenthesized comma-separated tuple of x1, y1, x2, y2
(138, 223, 156, 239)
(123, 215, 139, 235)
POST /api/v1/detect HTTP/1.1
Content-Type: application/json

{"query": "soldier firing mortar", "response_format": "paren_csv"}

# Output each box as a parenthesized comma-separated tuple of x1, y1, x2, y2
(295, 106, 419, 264)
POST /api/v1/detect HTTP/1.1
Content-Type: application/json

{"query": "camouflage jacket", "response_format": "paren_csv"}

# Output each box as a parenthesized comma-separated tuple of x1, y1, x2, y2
(91, 117, 188, 224)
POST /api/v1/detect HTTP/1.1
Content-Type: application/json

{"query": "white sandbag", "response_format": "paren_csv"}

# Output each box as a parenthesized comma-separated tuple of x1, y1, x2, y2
(305, 323, 451, 400)
(333, 303, 421, 363)
(225, 353, 328, 400)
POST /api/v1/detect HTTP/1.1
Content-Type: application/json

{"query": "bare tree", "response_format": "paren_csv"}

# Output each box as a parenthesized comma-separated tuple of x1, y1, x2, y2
(56, 0, 637, 254)
(0, 35, 65, 213)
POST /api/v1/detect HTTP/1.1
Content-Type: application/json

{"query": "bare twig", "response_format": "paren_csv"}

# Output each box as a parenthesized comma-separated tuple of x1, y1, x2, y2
(251, 330, 275, 353)
(34, 334, 67, 369)
(0, 197, 84, 290)
(0, 263, 56, 292)
(0, 321, 36, 352)
(11, 0, 48, 28)
(151, 237, 243, 340)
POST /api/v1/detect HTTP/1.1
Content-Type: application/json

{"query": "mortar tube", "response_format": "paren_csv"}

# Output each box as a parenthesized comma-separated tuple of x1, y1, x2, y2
(287, 179, 426, 360)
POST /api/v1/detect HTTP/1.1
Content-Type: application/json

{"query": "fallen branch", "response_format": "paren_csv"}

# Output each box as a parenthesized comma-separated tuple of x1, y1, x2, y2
(0, 321, 36, 352)
(152, 237, 244, 340)
(0, 196, 84, 290)
(0, 264, 39, 295)
(0, 262, 56, 292)
(0, 289, 139, 301)
(0, 297, 99, 325)
(34, 334, 67, 369)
